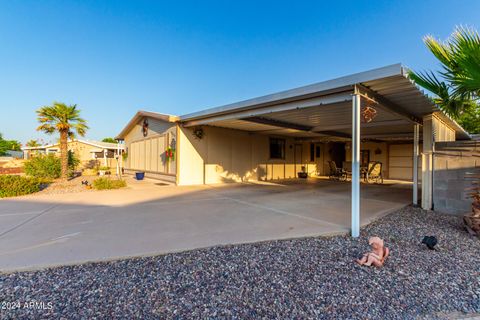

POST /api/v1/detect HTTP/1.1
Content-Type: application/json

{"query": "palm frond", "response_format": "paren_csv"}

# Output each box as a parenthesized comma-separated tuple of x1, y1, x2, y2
(446, 26, 480, 96)
(36, 102, 89, 136)
(408, 70, 467, 118)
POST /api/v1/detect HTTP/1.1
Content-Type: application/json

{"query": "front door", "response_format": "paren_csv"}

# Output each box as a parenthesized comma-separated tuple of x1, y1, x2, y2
(294, 144, 303, 175)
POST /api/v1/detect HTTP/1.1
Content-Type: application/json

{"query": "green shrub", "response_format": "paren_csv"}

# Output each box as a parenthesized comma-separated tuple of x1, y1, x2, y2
(68, 150, 80, 172)
(93, 177, 126, 190)
(24, 154, 61, 179)
(0, 175, 47, 198)
(24, 152, 80, 179)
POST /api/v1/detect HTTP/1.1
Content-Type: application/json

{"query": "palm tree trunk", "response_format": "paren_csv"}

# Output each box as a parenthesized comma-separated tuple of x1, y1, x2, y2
(60, 130, 68, 180)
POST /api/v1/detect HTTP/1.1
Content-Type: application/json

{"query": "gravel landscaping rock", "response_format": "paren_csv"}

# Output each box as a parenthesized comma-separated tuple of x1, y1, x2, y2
(1, 206, 479, 319)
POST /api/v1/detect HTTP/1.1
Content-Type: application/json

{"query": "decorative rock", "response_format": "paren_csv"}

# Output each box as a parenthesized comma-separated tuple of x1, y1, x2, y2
(0, 206, 479, 319)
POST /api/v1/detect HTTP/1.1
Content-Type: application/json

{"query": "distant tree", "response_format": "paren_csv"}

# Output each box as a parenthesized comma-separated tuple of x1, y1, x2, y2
(102, 137, 117, 143)
(0, 133, 21, 155)
(0, 134, 8, 156)
(36, 102, 88, 180)
(26, 139, 41, 147)
(7, 140, 21, 151)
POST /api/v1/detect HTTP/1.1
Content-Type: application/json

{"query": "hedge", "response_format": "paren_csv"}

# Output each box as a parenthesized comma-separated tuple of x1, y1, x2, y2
(93, 177, 127, 190)
(24, 154, 61, 179)
(24, 152, 80, 179)
(0, 175, 47, 198)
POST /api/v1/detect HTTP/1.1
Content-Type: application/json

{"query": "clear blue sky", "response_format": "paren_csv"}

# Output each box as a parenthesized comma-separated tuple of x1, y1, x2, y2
(0, 0, 478, 144)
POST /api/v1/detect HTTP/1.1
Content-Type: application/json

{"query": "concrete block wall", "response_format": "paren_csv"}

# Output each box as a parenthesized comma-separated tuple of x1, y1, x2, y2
(433, 141, 480, 215)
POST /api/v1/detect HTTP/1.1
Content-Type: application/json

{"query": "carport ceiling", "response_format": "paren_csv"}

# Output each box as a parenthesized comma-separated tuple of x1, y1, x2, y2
(206, 101, 417, 140)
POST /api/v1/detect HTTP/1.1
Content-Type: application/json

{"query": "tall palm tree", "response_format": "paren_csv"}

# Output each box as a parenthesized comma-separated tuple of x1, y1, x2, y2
(37, 102, 88, 179)
(409, 26, 480, 118)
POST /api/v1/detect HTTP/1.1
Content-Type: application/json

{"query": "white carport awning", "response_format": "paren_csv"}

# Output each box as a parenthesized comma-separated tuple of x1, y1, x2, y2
(179, 63, 469, 141)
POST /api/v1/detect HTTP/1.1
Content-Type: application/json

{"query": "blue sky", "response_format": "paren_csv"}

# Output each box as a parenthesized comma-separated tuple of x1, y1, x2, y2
(0, 0, 479, 144)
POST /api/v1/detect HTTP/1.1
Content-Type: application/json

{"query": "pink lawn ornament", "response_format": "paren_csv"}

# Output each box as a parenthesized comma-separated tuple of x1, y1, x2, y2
(356, 237, 389, 267)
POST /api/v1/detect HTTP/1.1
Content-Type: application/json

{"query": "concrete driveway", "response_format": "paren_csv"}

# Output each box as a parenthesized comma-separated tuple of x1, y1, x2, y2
(0, 178, 412, 271)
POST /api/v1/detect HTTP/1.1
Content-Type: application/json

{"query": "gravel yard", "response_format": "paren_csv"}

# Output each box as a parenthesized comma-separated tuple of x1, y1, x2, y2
(37, 177, 96, 195)
(1, 206, 479, 319)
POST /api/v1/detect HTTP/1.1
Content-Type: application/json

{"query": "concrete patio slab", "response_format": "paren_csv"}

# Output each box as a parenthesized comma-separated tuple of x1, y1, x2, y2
(0, 178, 412, 272)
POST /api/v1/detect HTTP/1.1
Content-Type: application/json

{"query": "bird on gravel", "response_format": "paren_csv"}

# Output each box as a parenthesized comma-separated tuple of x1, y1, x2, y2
(81, 180, 90, 186)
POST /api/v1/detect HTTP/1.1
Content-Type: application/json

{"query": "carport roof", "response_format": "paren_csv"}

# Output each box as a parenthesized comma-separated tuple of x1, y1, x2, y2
(116, 64, 470, 140)
(179, 64, 469, 140)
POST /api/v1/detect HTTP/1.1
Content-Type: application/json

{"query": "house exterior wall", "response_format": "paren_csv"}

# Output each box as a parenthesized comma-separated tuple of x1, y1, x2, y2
(388, 143, 422, 181)
(178, 125, 415, 185)
(24, 141, 120, 169)
(178, 125, 322, 185)
(123, 116, 177, 181)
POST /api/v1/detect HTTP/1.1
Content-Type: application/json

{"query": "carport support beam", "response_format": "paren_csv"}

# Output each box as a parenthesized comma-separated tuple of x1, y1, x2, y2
(351, 93, 361, 238)
(413, 124, 420, 206)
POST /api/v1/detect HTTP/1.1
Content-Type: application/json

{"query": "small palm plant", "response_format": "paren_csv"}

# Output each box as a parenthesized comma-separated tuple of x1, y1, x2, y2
(36, 102, 88, 180)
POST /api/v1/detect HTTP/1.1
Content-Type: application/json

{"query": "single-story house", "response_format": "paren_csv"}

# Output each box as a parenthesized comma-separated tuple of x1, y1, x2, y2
(116, 64, 471, 236)
(22, 139, 124, 169)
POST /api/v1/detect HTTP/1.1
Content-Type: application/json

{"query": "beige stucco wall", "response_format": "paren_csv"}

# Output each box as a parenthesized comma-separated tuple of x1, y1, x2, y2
(123, 116, 177, 176)
(178, 124, 433, 185)
(178, 125, 333, 185)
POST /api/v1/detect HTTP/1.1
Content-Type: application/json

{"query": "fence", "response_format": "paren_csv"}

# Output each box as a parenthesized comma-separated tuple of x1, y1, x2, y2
(433, 140, 480, 214)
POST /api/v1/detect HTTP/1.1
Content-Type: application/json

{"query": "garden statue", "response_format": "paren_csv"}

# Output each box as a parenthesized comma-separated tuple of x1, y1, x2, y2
(356, 236, 389, 267)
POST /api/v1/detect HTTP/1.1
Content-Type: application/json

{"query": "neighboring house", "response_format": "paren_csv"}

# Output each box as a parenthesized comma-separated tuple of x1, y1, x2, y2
(22, 139, 124, 169)
(116, 64, 471, 212)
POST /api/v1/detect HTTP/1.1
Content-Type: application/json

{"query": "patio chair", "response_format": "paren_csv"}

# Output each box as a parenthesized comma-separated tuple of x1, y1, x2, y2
(328, 161, 347, 181)
(365, 161, 383, 184)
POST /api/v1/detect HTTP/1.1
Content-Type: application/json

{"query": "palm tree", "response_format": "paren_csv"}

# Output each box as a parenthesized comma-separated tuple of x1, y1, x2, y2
(409, 26, 479, 118)
(37, 102, 88, 179)
(26, 139, 40, 147)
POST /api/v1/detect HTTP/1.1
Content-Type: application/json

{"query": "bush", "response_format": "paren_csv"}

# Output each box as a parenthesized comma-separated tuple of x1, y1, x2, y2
(24, 154, 61, 179)
(68, 150, 80, 172)
(24, 152, 80, 179)
(0, 175, 47, 198)
(93, 177, 126, 190)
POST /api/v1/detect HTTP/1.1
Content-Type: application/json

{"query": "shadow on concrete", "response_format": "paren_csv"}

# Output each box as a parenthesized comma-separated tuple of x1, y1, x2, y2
(0, 178, 412, 271)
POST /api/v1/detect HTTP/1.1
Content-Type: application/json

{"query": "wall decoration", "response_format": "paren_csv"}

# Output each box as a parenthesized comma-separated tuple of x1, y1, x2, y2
(165, 147, 175, 162)
(142, 118, 149, 137)
(361, 103, 378, 123)
(193, 127, 204, 140)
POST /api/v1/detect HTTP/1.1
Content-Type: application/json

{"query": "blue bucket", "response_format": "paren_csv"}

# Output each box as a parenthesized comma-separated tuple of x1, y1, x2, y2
(135, 172, 145, 180)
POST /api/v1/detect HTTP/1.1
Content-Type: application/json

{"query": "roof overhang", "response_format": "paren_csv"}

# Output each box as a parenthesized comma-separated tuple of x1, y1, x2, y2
(116, 110, 179, 140)
(178, 63, 470, 141)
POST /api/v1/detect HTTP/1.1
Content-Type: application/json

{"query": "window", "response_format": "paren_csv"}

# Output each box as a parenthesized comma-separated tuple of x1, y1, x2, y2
(310, 143, 315, 162)
(316, 145, 321, 158)
(269, 138, 285, 159)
